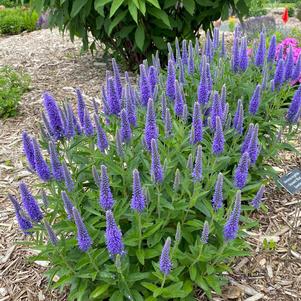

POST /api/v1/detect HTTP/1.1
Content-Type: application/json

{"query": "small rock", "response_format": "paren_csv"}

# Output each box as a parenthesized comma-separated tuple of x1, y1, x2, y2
(0, 287, 8, 297)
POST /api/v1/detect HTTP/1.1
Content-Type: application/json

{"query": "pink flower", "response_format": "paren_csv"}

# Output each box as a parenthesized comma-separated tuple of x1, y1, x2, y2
(247, 48, 253, 57)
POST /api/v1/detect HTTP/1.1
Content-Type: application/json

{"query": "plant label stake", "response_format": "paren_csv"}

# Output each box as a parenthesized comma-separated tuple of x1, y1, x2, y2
(278, 168, 301, 195)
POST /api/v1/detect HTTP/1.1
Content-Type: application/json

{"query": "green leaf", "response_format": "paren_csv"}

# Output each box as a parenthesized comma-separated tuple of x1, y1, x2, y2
(205, 275, 222, 294)
(110, 0, 124, 17)
(148, 7, 171, 28)
(90, 283, 110, 298)
(128, 1, 138, 23)
(71, 0, 89, 17)
(183, 0, 195, 15)
(94, 0, 111, 16)
(138, 0, 146, 15)
(109, 291, 123, 301)
(108, 10, 127, 35)
(189, 264, 197, 281)
(141, 282, 159, 292)
(136, 248, 145, 265)
(135, 25, 145, 51)
(146, 0, 160, 8)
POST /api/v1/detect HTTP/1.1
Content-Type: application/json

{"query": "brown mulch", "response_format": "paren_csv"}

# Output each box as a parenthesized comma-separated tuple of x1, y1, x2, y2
(0, 29, 301, 301)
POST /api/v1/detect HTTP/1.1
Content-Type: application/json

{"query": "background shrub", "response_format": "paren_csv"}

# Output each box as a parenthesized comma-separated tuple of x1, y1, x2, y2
(31, 0, 250, 68)
(0, 66, 30, 118)
(0, 8, 38, 35)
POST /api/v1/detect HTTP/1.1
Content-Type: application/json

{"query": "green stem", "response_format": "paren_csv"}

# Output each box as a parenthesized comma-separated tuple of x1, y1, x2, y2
(88, 251, 100, 274)
(137, 213, 142, 250)
(116, 258, 133, 300)
(161, 275, 166, 289)
(190, 244, 204, 267)
(156, 185, 161, 218)
(212, 243, 227, 266)
(58, 251, 75, 274)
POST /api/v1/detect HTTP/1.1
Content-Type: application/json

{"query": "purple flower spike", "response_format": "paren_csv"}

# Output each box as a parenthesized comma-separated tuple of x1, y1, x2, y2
(179, 58, 185, 85)
(161, 94, 167, 121)
(116, 130, 124, 158)
(105, 210, 124, 257)
(42, 112, 54, 139)
(278, 45, 283, 60)
(174, 81, 185, 117)
(43, 92, 64, 140)
(32, 138, 51, 182)
(166, 59, 176, 100)
(188, 40, 194, 74)
(73, 207, 92, 252)
(210, 91, 222, 130)
(100, 165, 115, 211)
(164, 108, 173, 137)
(150, 139, 163, 184)
(167, 42, 175, 63)
(270, 79, 275, 92)
(198, 57, 209, 105)
(139, 64, 151, 106)
(148, 66, 158, 94)
(213, 27, 219, 49)
(232, 36, 240, 72)
(192, 145, 202, 182)
(267, 35, 276, 62)
(62, 161, 74, 192)
(65, 103, 75, 139)
(249, 85, 261, 115)
(15, 208, 33, 234)
(255, 32, 266, 67)
(83, 108, 94, 136)
(183, 104, 188, 123)
(241, 123, 254, 154)
(251, 185, 265, 209)
(284, 46, 294, 81)
(220, 32, 226, 57)
(22, 131, 35, 171)
(206, 63, 213, 93)
(239, 37, 248, 72)
(144, 98, 158, 151)
(224, 190, 241, 241)
(234, 152, 250, 189)
(108, 77, 121, 114)
(92, 166, 101, 187)
(187, 153, 193, 170)
(287, 86, 301, 123)
(212, 173, 223, 211)
(112, 58, 122, 100)
(220, 84, 227, 111)
(94, 114, 109, 153)
(233, 99, 244, 135)
(159, 237, 172, 275)
(120, 109, 132, 143)
(191, 102, 203, 144)
(205, 32, 213, 61)
(19, 182, 43, 222)
(131, 169, 146, 213)
(247, 124, 259, 165)
(9, 194, 32, 234)
(125, 87, 137, 127)
(61, 191, 74, 220)
(292, 54, 301, 81)
(49, 141, 63, 181)
(44, 221, 58, 245)
(200, 221, 209, 244)
(212, 116, 225, 156)
(274, 59, 284, 87)
(182, 39, 188, 65)
(173, 169, 181, 192)
(76, 88, 86, 127)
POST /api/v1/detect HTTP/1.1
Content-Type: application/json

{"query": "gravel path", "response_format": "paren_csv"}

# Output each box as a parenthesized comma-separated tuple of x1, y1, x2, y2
(0, 28, 300, 301)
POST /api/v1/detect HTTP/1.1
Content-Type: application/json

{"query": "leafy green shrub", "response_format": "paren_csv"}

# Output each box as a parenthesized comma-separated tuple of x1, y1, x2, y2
(288, 6, 295, 17)
(0, 8, 38, 35)
(11, 29, 300, 300)
(0, 66, 30, 118)
(31, 0, 250, 68)
(0, 0, 16, 7)
(248, 0, 267, 16)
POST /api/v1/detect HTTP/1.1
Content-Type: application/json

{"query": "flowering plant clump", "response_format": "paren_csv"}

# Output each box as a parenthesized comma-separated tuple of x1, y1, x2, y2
(10, 29, 301, 300)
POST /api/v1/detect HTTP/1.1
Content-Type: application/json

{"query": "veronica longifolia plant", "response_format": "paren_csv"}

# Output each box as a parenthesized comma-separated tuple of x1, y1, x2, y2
(13, 30, 300, 301)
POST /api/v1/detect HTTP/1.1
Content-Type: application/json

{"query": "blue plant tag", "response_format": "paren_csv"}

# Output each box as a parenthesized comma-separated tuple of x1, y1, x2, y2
(278, 168, 301, 195)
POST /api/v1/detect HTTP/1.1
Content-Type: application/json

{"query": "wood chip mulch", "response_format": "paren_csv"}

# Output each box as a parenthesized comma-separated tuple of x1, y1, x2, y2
(0, 29, 300, 301)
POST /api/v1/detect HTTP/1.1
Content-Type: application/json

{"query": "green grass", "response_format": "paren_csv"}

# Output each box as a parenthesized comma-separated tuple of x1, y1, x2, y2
(0, 66, 30, 118)
(0, 7, 38, 35)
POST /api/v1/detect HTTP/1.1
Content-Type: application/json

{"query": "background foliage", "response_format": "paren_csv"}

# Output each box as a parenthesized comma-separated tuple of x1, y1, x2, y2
(31, 0, 250, 68)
